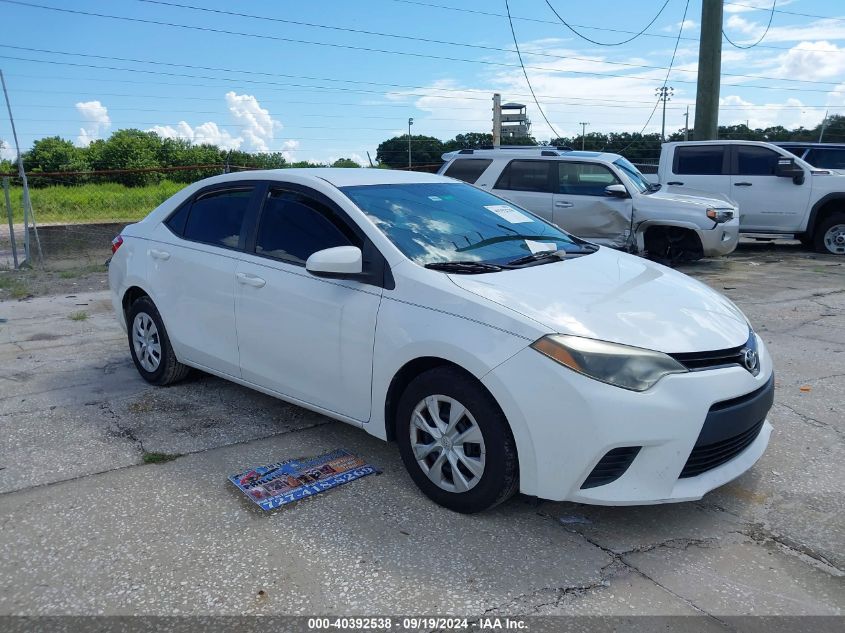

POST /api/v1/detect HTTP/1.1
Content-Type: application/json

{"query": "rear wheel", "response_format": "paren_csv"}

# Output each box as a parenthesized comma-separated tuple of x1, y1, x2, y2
(814, 212, 845, 255)
(396, 367, 518, 513)
(126, 296, 190, 385)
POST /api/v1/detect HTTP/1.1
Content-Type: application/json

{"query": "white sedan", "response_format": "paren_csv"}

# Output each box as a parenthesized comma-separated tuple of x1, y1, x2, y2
(108, 169, 774, 513)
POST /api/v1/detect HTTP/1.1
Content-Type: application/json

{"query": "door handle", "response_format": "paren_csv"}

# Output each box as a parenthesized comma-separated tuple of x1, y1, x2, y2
(667, 181, 684, 186)
(555, 201, 574, 208)
(734, 182, 753, 187)
(236, 272, 266, 288)
(149, 249, 170, 260)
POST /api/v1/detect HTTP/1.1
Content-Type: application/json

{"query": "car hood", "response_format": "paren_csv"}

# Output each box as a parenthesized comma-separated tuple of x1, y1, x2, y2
(448, 247, 749, 353)
(648, 187, 737, 209)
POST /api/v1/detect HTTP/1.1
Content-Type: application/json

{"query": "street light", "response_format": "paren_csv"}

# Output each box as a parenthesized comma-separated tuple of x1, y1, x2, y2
(656, 86, 674, 141)
(408, 117, 414, 168)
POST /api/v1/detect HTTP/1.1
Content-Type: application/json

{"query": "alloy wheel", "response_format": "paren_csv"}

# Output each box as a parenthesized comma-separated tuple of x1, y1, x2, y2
(823, 223, 845, 255)
(409, 395, 486, 493)
(132, 312, 162, 372)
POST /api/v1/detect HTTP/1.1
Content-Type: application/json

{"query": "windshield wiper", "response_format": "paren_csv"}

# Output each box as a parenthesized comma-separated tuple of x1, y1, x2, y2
(506, 245, 598, 267)
(424, 261, 502, 274)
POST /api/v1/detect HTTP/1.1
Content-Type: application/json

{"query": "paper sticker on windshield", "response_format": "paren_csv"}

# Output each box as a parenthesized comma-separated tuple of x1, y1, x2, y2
(428, 196, 442, 201)
(525, 240, 557, 254)
(484, 204, 532, 224)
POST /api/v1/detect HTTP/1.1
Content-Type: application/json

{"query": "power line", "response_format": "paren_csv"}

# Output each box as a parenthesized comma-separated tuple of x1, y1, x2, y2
(543, 0, 670, 46)
(389, 0, 845, 55)
(1, 1, 842, 91)
(504, 0, 559, 137)
(724, 0, 777, 49)
(619, 0, 690, 153)
(724, 1, 845, 22)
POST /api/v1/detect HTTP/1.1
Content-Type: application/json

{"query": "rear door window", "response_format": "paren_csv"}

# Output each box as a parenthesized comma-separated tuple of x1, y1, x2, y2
(183, 187, 253, 249)
(735, 145, 781, 176)
(443, 159, 493, 183)
(558, 162, 621, 196)
(494, 160, 553, 192)
(673, 145, 727, 175)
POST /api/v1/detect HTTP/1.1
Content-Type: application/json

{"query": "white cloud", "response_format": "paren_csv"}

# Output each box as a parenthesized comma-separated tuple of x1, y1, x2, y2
(771, 41, 845, 81)
(662, 19, 696, 33)
(0, 139, 16, 161)
(719, 95, 824, 129)
(75, 100, 110, 146)
(149, 121, 242, 150)
(724, 0, 796, 14)
(145, 92, 294, 154)
(224, 91, 283, 152)
(725, 15, 845, 43)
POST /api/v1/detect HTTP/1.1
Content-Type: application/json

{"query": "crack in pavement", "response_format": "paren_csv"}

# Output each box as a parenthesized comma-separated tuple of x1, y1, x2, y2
(773, 402, 844, 439)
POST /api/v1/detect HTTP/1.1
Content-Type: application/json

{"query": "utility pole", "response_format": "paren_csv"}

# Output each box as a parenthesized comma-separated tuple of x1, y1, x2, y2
(684, 105, 690, 141)
(578, 122, 590, 150)
(819, 110, 829, 143)
(1, 69, 41, 266)
(656, 86, 673, 141)
(407, 117, 413, 169)
(492, 93, 502, 148)
(694, 0, 723, 140)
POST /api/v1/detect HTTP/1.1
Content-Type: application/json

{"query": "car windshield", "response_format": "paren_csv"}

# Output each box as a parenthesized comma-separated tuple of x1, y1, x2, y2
(340, 182, 584, 267)
(614, 158, 653, 194)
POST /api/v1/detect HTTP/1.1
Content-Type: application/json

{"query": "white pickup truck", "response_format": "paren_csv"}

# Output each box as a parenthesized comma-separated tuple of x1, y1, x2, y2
(655, 140, 845, 255)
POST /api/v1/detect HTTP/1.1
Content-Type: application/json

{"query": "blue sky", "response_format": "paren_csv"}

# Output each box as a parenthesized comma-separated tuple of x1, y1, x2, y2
(1, 0, 844, 165)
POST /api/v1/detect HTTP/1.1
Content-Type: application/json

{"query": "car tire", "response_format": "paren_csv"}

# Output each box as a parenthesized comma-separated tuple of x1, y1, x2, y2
(395, 367, 519, 513)
(813, 212, 845, 255)
(126, 295, 190, 386)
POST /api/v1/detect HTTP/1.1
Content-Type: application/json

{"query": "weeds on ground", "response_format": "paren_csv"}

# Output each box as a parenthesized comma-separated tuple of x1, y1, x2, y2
(0, 272, 30, 300)
(68, 311, 88, 321)
(142, 452, 181, 464)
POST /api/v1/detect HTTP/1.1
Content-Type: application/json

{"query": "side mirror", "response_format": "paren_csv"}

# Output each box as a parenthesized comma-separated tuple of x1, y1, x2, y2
(305, 246, 363, 277)
(775, 158, 805, 185)
(604, 184, 629, 198)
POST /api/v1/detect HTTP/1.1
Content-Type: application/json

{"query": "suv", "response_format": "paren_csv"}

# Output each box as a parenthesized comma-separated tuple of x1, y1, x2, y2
(438, 148, 739, 262)
(656, 141, 845, 255)
(776, 143, 845, 172)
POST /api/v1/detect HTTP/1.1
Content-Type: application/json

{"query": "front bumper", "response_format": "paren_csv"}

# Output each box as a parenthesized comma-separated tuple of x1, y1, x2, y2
(699, 217, 740, 257)
(482, 334, 773, 504)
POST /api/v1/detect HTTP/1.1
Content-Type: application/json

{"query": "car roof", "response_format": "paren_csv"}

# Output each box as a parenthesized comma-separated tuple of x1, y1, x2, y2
(442, 149, 622, 162)
(187, 168, 454, 189)
(776, 142, 845, 148)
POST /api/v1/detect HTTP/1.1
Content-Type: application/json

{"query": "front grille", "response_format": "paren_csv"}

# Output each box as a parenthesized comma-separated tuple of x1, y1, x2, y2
(669, 331, 757, 373)
(679, 374, 774, 478)
(679, 419, 764, 478)
(581, 446, 641, 489)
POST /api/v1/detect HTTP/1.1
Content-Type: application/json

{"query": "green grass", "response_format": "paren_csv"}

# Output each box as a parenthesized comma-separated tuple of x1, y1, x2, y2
(0, 273, 30, 299)
(142, 452, 181, 464)
(4, 181, 188, 224)
(68, 310, 88, 321)
(58, 263, 107, 279)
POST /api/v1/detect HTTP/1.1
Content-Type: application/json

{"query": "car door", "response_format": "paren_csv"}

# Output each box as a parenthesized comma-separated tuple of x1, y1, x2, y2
(553, 161, 633, 245)
(148, 183, 260, 377)
(490, 159, 555, 221)
(234, 184, 383, 422)
(668, 144, 731, 199)
(730, 144, 812, 232)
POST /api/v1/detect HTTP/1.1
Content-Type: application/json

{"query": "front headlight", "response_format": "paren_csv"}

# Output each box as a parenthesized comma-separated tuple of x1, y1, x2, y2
(531, 335, 688, 392)
(706, 208, 735, 223)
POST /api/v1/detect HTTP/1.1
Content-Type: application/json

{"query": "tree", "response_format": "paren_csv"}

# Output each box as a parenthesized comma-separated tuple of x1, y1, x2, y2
(23, 136, 88, 185)
(376, 135, 444, 168)
(443, 132, 494, 152)
(331, 157, 361, 168)
(89, 129, 163, 186)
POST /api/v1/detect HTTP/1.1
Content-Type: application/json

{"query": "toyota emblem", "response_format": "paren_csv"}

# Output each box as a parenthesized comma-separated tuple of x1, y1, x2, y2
(742, 347, 759, 375)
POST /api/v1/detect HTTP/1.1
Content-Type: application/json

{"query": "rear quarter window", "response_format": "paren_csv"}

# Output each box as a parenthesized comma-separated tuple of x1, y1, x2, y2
(443, 159, 493, 183)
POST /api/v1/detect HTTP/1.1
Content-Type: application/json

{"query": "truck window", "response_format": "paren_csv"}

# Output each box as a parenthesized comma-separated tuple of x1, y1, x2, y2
(805, 148, 845, 170)
(494, 160, 553, 192)
(559, 162, 620, 196)
(736, 145, 781, 176)
(443, 159, 493, 183)
(673, 146, 727, 175)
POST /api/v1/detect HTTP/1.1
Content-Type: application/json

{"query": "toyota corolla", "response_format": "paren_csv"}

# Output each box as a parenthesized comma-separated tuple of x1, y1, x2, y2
(108, 169, 774, 513)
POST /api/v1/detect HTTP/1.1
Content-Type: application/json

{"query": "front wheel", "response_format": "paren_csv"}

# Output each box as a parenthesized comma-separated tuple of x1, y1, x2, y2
(814, 212, 845, 255)
(396, 367, 518, 513)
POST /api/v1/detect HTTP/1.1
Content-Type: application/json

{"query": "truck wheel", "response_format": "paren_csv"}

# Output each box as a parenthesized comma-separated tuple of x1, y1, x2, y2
(814, 212, 845, 255)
